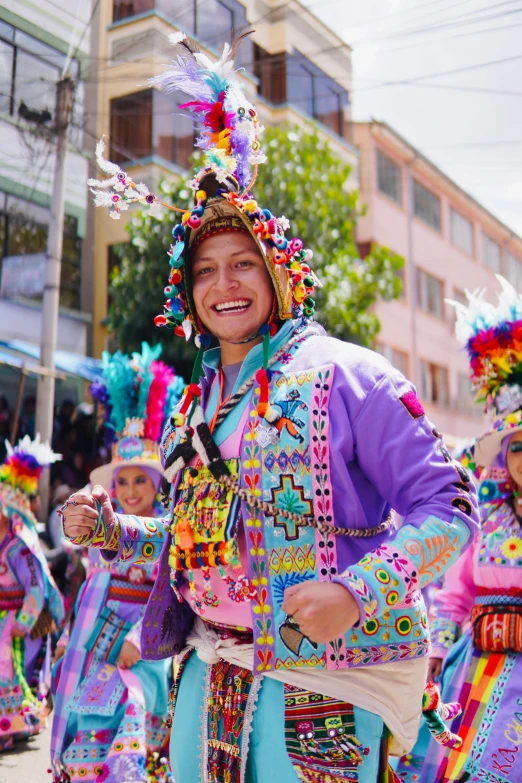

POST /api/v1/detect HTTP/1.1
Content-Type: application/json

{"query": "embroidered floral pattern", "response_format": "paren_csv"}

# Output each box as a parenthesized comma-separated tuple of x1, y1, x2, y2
(479, 501, 522, 567)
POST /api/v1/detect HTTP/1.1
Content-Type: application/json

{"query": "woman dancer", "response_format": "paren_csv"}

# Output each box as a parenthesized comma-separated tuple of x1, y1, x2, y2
(51, 343, 183, 783)
(0, 435, 64, 750)
(399, 277, 522, 783)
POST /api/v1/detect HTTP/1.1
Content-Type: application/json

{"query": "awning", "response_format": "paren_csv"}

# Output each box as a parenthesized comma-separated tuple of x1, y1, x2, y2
(0, 339, 102, 382)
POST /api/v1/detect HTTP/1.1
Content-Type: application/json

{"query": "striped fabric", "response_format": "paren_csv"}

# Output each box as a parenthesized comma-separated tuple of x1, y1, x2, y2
(438, 649, 511, 782)
(471, 587, 522, 653)
(107, 577, 154, 604)
(0, 586, 24, 610)
(50, 571, 110, 760)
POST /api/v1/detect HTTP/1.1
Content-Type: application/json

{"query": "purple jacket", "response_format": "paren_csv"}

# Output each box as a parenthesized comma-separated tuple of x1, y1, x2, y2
(103, 322, 479, 671)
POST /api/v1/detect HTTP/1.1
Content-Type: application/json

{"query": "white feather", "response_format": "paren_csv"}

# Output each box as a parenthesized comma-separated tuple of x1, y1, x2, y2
(10, 434, 61, 466)
(95, 138, 122, 178)
(90, 190, 115, 208)
(87, 176, 118, 189)
(168, 32, 186, 46)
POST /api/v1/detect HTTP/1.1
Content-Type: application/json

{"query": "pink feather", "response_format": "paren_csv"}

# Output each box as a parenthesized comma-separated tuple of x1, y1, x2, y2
(144, 360, 175, 441)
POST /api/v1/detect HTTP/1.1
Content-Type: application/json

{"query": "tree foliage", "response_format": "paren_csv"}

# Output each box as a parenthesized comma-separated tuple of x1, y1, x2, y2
(108, 124, 404, 372)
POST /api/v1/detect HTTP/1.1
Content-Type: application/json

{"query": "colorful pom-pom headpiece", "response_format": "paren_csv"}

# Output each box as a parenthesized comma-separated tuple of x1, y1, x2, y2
(0, 435, 61, 521)
(87, 31, 320, 345)
(450, 275, 522, 466)
(89, 342, 185, 490)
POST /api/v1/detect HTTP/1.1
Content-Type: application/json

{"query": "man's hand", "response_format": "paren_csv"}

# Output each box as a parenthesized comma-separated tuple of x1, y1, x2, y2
(118, 640, 140, 669)
(427, 656, 443, 682)
(61, 485, 113, 540)
(282, 581, 360, 644)
(10, 624, 27, 638)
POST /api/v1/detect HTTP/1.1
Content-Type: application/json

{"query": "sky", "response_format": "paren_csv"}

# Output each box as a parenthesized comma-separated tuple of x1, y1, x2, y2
(306, 0, 522, 235)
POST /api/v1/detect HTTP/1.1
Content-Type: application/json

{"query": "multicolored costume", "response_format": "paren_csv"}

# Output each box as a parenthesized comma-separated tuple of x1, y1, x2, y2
(0, 436, 64, 749)
(80, 33, 479, 783)
(51, 344, 184, 783)
(396, 277, 522, 783)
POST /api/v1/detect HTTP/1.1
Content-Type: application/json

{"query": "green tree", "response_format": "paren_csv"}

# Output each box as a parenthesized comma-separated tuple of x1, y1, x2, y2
(108, 125, 404, 371)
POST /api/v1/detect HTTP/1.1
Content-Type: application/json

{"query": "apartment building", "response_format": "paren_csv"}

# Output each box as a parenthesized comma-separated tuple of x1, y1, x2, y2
(355, 120, 522, 444)
(0, 0, 91, 355)
(89, 0, 358, 356)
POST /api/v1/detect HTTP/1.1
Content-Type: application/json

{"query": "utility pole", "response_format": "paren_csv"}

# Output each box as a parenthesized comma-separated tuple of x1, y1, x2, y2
(35, 76, 75, 518)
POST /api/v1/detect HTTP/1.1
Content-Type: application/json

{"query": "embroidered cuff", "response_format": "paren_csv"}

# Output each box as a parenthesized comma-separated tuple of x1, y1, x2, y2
(429, 616, 459, 659)
(101, 514, 166, 565)
(335, 543, 419, 624)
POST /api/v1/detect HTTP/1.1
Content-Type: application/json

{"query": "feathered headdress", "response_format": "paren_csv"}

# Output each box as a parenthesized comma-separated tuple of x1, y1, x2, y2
(449, 275, 522, 466)
(0, 435, 61, 498)
(87, 31, 319, 347)
(449, 275, 522, 411)
(89, 342, 185, 489)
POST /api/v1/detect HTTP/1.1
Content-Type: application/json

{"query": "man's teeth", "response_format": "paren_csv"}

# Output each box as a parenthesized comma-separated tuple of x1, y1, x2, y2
(215, 300, 250, 312)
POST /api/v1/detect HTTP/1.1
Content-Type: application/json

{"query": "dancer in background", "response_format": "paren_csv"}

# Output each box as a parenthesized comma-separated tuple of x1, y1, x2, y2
(51, 343, 184, 783)
(397, 277, 522, 783)
(0, 436, 64, 750)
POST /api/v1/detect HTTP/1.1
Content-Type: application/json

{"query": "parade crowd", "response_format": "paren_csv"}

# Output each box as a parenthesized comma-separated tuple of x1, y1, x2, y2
(0, 31, 520, 783)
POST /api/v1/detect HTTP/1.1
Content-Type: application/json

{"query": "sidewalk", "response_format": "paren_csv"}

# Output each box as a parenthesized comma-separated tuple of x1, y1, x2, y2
(0, 726, 51, 782)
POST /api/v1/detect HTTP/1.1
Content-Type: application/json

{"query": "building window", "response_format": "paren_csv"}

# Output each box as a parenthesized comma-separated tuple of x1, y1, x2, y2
(507, 251, 522, 290)
(253, 46, 347, 137)
(416, 268, 444, 319)
(450, 208, 473, 255)
(253, 44, 287, 103)
(375, 344, 409, 378)
(482, 233, 501, 273)
(110, 88, 194, 169)
(112, 0, 250, 60)
(455, 372, 478, 416)
(113, 0, 154, 22)
(376, 150, 402, 205)
(413, 180, 441, 231)
(420, 360, 449, 407)
(0, 23, 79, 120)
(0, 192, 81, 310)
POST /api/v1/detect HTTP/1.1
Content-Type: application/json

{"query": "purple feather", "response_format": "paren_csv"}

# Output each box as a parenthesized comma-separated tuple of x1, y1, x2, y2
(230, 128, 251, 188)
(89, 379, 110, 407)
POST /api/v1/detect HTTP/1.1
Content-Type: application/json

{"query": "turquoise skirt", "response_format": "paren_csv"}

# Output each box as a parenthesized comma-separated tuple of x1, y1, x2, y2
(171, 651, 393, 783)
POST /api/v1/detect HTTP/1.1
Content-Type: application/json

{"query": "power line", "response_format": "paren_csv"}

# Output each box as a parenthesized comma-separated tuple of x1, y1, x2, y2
(352, 1, 522, 46)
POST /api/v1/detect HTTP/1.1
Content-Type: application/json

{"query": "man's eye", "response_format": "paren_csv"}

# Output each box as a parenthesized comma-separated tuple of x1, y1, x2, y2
(237, 260, 253, 268)
(510, 442, 522, 453)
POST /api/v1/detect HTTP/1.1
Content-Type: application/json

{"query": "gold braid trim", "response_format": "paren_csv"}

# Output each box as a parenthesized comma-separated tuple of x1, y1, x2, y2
(218, 474, 395, 539)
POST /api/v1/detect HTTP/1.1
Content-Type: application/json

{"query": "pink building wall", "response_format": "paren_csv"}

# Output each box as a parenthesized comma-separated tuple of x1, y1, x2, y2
(354, 121, 522, 444)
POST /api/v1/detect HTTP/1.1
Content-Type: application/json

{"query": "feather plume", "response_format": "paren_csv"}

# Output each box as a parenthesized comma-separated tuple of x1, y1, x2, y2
(150, 30, 261, 188)
(168, 31, 187, 46)
(96, 343, 185, 443)
(449, 276, 522, 404)
(0, 435, 61, 496)
(144, 360, 175, 441)
(95, 137, 122, 178)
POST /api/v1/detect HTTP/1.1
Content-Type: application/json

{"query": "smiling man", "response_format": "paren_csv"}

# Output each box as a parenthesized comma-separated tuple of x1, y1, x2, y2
(60, 34, 479, 783)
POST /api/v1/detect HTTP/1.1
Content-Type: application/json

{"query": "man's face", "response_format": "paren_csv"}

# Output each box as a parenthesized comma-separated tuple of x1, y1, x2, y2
(191, 231, 274, 345)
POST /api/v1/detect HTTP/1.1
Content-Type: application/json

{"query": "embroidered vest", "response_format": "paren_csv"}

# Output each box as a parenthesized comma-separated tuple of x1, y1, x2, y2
(153, 360, 430, 673)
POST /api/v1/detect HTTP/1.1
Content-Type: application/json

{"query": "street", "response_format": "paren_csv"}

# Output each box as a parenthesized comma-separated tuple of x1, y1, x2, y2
(0, 726, 51, 783)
